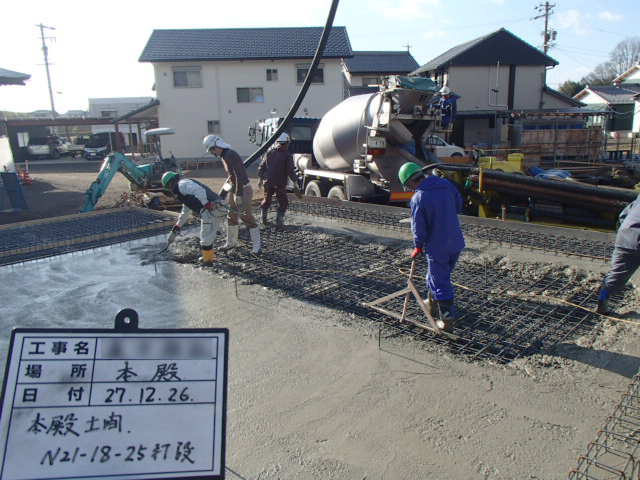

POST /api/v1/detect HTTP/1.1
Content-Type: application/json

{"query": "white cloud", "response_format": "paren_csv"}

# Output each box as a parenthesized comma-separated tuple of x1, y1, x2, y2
(556, 9, 590, 36)
(369, 0, 440, 20)
(422, 28, 446, 40)
(598, 11, 624, 22)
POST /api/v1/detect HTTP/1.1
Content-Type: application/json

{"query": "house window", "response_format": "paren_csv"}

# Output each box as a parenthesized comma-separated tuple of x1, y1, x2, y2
(362, 77, 379, 87)
(207, 120, 221, 134)
(172, 66, 202, 88)
(266, 69, 278, 81)
(296, 63, 324, 84)
(237, 87, 264, 103)
(101, 109, 118, 119)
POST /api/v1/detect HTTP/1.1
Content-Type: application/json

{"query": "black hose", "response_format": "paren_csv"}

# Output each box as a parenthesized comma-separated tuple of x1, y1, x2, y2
(231, 0, 340, 184)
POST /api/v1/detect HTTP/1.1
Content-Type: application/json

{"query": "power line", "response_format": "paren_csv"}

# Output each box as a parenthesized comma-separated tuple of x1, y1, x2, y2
(532, 2, 556, 54)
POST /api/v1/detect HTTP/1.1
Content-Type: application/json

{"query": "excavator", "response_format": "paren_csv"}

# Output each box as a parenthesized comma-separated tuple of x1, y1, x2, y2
(80, 128, 179, 213)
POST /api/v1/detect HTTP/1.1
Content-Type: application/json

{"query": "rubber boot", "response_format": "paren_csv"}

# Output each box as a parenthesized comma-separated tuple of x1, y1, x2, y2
(275, 211, 285, 229)
(200, 245, 214, 265)
(596, 287, 610, 314)
(225, 225, 238, 249)
(436, 300, 456, 333)
(249, 227, 261, 254)
(261, 208, 269, 226)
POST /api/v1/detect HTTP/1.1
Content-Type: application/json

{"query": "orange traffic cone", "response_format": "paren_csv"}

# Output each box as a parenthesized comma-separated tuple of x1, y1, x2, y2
(23, 161, 32, 185)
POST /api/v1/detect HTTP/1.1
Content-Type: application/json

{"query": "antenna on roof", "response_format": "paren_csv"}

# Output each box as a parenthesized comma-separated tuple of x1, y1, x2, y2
(403, 42, 412, 53)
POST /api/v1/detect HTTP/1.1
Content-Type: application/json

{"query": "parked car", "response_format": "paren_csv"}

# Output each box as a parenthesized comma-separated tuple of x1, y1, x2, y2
(83, 132, 125, 160)
(424, 134, 465, 158)
(26, 136, 70, 159)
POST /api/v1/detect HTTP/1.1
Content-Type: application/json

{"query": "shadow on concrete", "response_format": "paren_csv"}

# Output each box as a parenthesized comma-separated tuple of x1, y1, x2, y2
(553, 342, 640, 378)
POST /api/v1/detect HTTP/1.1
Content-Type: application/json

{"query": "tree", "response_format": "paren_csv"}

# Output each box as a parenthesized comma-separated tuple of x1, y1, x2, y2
(581, 37, 640, 85)
(558, 80, 585, 97)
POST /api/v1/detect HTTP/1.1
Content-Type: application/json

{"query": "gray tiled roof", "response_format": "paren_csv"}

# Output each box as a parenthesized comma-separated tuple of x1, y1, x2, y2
(139, 27, 352, 62)
(588, 85, 640, 104)
(344, 51, 419, 74)
(411, 28, 557, 75)
(0, 67, 31, 85)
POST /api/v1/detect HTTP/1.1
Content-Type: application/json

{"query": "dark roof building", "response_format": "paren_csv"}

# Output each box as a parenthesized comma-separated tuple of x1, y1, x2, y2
(344, 51, 419, 75)
(139, 27, 353, 62)
(0, 68, 31, 86)
(411, 28, 558, 76)
(578, 85, 640, 104)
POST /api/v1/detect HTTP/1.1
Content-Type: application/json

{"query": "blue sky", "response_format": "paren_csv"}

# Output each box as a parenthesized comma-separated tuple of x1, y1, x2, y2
(0, 0, 636, 113)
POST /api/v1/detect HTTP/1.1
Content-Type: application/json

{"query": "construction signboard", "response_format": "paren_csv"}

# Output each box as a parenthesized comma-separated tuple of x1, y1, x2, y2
(0, 310, 228, 480)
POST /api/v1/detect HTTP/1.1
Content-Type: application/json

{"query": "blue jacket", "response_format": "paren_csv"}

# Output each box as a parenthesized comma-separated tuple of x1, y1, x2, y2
(410, 175, 465, 255)
(615, 196, 640, 250)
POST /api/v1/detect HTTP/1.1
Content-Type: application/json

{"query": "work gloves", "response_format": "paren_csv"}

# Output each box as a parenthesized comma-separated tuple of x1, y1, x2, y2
(168, 225, 180, 244)
(411, 247, 423, 259)
(203, 201, 214, 211)
(293, 185, 303, 199)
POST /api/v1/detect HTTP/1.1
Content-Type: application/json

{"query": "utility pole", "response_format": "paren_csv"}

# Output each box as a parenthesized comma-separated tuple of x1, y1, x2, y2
(36, 23, 57, 120)
(532, 2, 556, 54)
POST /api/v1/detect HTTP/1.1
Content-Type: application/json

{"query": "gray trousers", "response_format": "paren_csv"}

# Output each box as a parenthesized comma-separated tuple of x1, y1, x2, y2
(602, 246, 640, 294)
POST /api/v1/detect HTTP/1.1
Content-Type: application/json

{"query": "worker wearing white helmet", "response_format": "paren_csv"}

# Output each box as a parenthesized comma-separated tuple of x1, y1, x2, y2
(437, 85, 457, 129)
(203, 135, 260, 254)
(162, 171, 228, 265)
(257, 133, 302, 228)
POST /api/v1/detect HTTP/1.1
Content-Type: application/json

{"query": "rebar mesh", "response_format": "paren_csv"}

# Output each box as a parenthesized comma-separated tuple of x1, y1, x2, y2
(289, 200, 614, 261)
(0, 209, 174, 266)
(570, 373, 640, 480)
(220, 224, 606, 363)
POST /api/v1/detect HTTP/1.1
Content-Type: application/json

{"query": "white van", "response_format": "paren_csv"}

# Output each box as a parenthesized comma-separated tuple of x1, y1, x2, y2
(425, 134, 465, 157)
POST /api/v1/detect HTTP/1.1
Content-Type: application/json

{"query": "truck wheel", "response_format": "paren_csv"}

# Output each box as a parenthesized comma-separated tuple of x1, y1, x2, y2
(304, 181, 327, 197)
(327, 186, 346, 200)
(451, 152, 463, 157)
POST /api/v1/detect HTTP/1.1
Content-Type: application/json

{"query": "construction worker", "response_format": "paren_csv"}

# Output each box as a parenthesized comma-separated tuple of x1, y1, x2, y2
(162, 172, 227, 264)
(203, 135, 260, 254)
(437, 86, 457, 130)
(596, 196, 640, 314)
(257, 133, 302, 228)
(398, 162, 465, 332)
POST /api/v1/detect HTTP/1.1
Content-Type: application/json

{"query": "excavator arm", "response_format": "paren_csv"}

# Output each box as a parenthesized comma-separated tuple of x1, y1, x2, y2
(80, 152, 154, 212)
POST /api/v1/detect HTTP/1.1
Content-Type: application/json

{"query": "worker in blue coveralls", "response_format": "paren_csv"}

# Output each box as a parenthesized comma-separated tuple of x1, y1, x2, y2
(438, 86, 457, 130)
(398, 162, 465, 332)
(596, 196, 640, 314)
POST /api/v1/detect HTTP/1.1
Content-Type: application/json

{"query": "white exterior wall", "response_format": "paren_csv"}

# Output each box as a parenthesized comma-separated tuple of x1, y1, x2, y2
(619, 68, 640, 85)
(634, 99, 640, 132)
(448, 65, 510, 112)
(154, 59, 344, 158)
(448, 65, 547, 111)
(574, 90, 607, 107)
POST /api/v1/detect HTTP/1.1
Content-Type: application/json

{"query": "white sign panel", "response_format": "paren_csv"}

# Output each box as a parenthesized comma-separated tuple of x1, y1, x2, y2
(0, 327, 228, 480)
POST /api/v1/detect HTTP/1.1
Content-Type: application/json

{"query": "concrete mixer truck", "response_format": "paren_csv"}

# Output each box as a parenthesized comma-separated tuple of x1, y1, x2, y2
(283, 76, 445, 204)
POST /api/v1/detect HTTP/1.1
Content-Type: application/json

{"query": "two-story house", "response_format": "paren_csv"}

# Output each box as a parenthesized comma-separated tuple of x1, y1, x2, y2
(574, 63, 640, 133)
(342, 51, 419, 98)
(139, 27, 353, 158)
(410, 28, 583, 151)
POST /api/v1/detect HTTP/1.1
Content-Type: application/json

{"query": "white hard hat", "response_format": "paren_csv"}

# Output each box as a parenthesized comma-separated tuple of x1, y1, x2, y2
(277, 133, 290, 143)
(203, 135, 230, 152)
(439, 86, 450, 95)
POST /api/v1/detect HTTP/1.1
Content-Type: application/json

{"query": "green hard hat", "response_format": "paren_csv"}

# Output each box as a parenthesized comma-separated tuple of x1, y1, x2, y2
(398, 162, 423, 186)
(162, 171, 179, 188)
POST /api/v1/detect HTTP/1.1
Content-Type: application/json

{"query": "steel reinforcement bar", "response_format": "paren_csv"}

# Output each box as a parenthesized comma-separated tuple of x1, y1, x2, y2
(0, 208, 176, 266)
(287, 197, 616, 262)
(569, 372, 640, 480)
